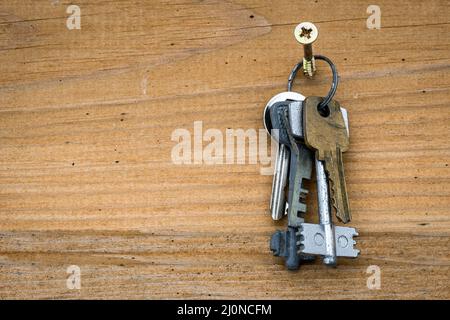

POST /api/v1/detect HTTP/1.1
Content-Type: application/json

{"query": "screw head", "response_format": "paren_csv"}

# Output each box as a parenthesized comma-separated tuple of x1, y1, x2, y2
(294, 22, 318, 45)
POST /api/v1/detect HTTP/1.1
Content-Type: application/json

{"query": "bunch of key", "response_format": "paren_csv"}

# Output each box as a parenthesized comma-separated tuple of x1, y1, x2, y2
(265, 22, 359, 269)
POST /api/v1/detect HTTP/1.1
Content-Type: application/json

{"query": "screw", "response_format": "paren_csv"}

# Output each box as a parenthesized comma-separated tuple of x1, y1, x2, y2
(294, 22, 319, 78)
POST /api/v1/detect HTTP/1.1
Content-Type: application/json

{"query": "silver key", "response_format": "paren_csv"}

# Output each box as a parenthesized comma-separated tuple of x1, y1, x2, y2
(269, 100, 315, 268)
(297, 106, 359, 264)
(264, 92, 305, 220)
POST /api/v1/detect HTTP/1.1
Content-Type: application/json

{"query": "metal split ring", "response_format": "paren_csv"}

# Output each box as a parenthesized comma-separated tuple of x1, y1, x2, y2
(287, 55, 339, 113)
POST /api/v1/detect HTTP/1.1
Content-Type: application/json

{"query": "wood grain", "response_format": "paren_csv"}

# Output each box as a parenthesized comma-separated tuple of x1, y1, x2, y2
(0, 0, 449, 299)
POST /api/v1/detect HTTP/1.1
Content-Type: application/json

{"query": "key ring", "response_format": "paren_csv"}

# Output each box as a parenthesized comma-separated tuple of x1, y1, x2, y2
(287, 54, 339, 114)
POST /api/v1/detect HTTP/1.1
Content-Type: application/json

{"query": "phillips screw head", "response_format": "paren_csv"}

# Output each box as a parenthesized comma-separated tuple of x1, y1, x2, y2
(294, 22, 318, 45)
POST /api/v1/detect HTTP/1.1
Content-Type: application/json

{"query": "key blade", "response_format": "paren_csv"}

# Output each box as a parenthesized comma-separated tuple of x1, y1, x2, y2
(333, 107, 351, 222)
(270, 144, 290, 220)
(281, 109, 313, 227)
(287, 145, 313, 227)
(324, 149, 352, 223)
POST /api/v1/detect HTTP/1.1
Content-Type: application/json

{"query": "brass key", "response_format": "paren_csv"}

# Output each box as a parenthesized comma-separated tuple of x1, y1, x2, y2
(303, 96, 351, 223)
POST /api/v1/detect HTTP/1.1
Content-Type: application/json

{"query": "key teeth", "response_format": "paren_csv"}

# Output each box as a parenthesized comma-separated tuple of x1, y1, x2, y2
(352, 233, 360, 256)
(295, 226, 302, 244)
(326, 169, 340, 219)
(295, 226, 314, 261)
(295, 232, 304, 247)
(300, 188, 309, 196)
(299, 189, 309, 209)
(338, 228, 360, 258)
(328, 172, 338, 215)
(296, 225, 307, 255)
(326, 164, 351, 224)
(295, 229, 301, 244)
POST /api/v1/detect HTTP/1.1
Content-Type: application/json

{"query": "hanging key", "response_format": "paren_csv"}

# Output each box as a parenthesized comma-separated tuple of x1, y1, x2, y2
(268, 100, 314, 269)
(268, 101, 299, 269)
(269, 100, 315, 269)
(263, 92, 305, 220)
(303, 97, 352, 223)
(298, 99, 359, 263)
